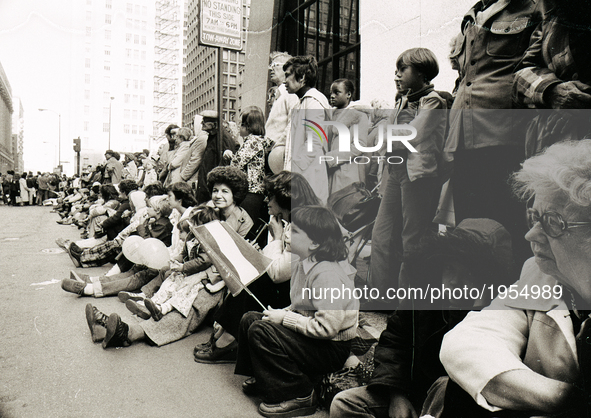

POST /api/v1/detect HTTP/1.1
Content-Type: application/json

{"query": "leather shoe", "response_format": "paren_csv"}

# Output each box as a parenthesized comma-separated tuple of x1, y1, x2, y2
(102, 313, 131, 349)
(258, 391, 317, 418)
(85, 303, 108, 343)
(125, 299, 151, 320)
(67, 244, 82, 268)
(61, 278, 85, 295)
(193, 332, 216, 355)
(70, 270, 91, 283)
(144, 298, 163, 321)
(242, 377, 258, 396)
(193, 340, 238, 364)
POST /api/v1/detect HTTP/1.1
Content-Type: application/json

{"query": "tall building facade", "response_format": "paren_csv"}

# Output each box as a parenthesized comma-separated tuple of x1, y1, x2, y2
(0, 60, 14, 174)
(11, 97, 24, 173)
(78, 0, 184, 168)
(183, 0, 250, 128)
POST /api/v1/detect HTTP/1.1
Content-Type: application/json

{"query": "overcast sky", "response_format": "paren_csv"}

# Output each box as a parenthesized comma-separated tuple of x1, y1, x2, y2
(0, 1, 81, 173)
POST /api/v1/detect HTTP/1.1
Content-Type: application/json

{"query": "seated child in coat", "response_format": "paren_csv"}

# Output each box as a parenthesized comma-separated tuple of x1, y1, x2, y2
(136, 206, 224, 321)
(234, 205, 359, 418)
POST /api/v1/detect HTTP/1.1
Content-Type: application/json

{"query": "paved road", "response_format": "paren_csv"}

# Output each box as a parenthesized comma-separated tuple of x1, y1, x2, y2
(0, 205, 329, 418)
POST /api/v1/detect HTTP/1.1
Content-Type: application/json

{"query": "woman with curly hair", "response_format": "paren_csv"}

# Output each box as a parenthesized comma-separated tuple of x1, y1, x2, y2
(194, 171, 322, 364)
(206, 165, 253, 238)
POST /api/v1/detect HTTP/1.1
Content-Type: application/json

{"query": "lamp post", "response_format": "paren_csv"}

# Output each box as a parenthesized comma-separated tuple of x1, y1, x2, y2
(108, 96, 115, 150)
(38, 108, 61, 170)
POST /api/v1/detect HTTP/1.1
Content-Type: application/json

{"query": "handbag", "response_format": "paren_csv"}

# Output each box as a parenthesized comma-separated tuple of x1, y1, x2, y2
(327, 182, 381, 233)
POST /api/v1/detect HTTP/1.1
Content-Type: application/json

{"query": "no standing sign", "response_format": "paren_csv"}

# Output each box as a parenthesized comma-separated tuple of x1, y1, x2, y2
(199, 0, 243, 51)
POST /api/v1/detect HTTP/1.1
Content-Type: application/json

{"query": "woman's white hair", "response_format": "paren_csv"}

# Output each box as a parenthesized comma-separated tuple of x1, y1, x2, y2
(513, 140, 591, 210)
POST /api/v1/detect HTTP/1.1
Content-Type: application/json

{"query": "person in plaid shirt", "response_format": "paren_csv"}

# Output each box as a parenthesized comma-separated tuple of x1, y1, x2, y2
(513, 3, 591, 157)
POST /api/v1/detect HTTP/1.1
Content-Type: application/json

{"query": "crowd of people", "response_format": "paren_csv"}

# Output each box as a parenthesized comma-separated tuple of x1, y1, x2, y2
(6, 0, 591, 416)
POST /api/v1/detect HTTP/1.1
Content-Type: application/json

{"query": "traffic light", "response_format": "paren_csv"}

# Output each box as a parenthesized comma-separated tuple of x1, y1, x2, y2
(73, 137, 81, 152)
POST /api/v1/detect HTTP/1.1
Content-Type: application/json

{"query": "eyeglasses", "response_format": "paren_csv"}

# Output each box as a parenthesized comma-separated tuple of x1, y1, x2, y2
(527, 208, 591, 238)
(269, 62, 283, 70)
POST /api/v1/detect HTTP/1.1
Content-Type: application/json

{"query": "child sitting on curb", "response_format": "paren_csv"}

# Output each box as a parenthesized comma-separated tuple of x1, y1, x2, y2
(234, 205, 359, 418)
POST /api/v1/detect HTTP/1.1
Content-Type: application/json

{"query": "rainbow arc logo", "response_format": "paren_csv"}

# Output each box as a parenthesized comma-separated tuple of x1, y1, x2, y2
(303, 119, 328, 144)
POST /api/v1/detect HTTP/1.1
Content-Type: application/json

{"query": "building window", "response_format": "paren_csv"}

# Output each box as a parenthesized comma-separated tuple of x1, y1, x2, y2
(124, 94, 130, 103)
(140, 80, 145, 90)
(132, 125, 137, 134)
(86, 11, 92, 21)
(84, 106, 90, 116)
(105, 14, 111, 24)
(132, 110, 138, 120)
(125, 79, 130, 88)
(105, 0, 112, 9)
(134, 80, 139, 89)
(275, 0, 361, 97)
(124, 124, 130, 134)
(103, 107, 110, 118)
(124, 109, 130, 118)
(84, 121, 89, 131)
(105, 50, 110, 56)
(85, 74, 91, 84)
(126, 48, 131, 58)
(84, 90, 90, 100)
(85, 58, 91, 68)
(105, 30, 111, 40)
(86, 27, 92, 36)
(140, 95, 145, 105)
(104, 63, 110, 71)
(139, 126, 144, 135)
(126, 33, 132, 43)
(103, 123, 110, 133)
(142, 6, 147, 16)
(126, 3, 133, 14)
(141, 36, 146, 45)
(134, 35, 139, 44)
(141, 51, 146, 60)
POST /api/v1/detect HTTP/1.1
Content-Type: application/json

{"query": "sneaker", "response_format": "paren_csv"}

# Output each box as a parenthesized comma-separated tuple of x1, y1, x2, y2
(193, 340, 238, 364)
(61, 278, 86, 296)
(258, 391, 317, 418)
(125, 299, 151, 320)
(144, 298, 163, 321)
(85, 303, 108, 343)
(70, 270, 91, 283)
(118, 291, 145, 303)
(102, 313, 131, 349)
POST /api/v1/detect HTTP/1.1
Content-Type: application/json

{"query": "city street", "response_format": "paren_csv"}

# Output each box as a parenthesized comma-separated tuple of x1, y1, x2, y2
(0, 204, 328, 418)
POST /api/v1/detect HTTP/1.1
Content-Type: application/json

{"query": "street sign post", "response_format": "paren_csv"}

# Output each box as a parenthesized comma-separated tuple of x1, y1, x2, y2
(199, 0, 243, 51)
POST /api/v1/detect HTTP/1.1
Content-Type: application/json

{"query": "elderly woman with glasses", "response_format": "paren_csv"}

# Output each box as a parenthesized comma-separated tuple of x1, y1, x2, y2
(436, 140, 591, 417)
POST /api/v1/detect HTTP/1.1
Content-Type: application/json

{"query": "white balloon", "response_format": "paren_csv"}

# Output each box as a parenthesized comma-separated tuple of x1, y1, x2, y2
(122, 235, 145, 265)
(138, 238, 170, 270)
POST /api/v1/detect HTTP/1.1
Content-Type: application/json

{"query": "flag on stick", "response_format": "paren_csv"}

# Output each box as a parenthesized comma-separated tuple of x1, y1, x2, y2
(190, 220, 273, 299)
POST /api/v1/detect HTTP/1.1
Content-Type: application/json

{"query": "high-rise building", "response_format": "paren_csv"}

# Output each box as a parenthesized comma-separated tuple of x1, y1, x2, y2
(0, 60, 14, 173)
(183, 0, 250, 128)
(11, 97, 24, 173)
(78, 0, 184, 168)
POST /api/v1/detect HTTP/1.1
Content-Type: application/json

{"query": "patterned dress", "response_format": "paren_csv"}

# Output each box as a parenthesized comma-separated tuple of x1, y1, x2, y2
(230, 134, 265, 195)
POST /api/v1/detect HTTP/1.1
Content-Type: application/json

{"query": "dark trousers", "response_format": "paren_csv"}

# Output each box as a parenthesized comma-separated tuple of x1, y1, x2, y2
(235, 311, 352, 404)
(451, 146, 530, 273)
(240, 192, 269, 247)
(214, 274, 290, 338)
(369, 163, 440, 293)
